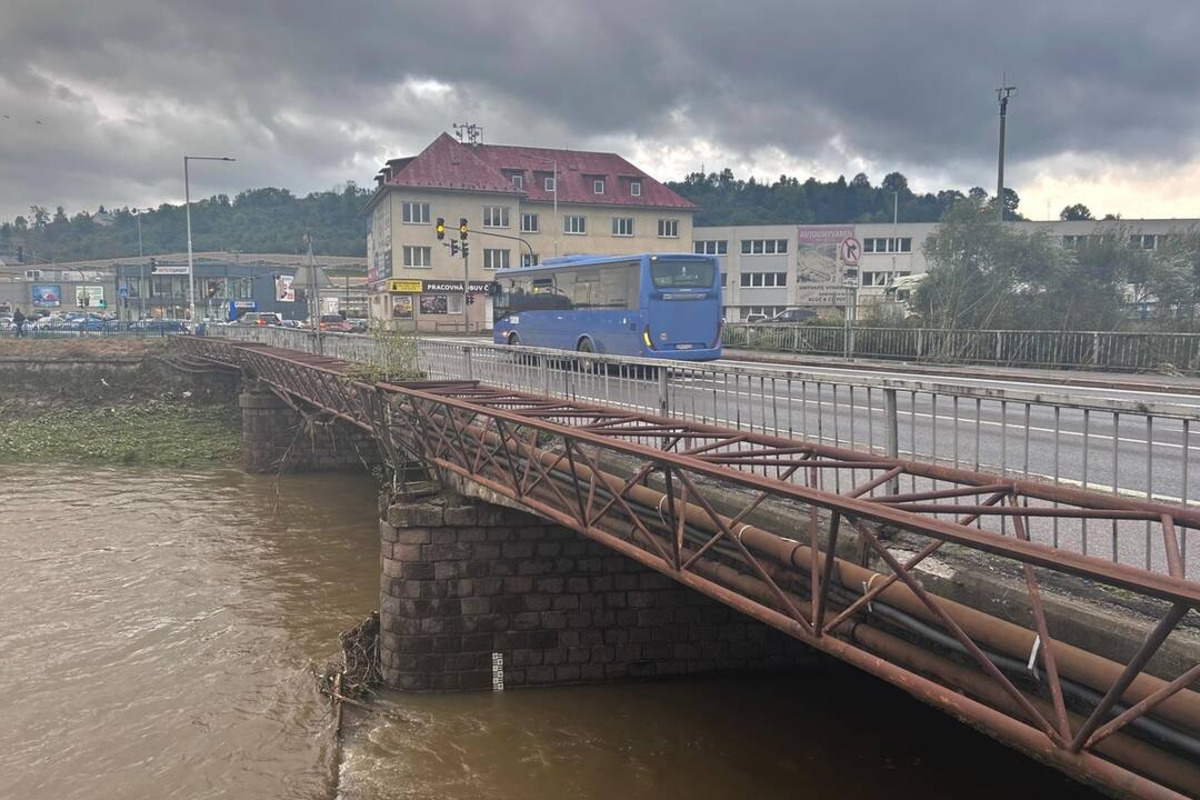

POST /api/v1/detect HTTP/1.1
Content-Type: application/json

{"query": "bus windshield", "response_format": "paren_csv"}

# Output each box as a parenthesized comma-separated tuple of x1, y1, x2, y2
(650, 259, 715, 289)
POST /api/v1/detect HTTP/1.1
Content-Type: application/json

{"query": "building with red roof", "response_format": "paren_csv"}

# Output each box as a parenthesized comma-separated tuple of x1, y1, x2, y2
(363, 132, 697, 331)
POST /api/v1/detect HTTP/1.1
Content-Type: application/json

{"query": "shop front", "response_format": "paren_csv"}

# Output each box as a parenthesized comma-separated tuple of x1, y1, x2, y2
(372, 279, 495, 332)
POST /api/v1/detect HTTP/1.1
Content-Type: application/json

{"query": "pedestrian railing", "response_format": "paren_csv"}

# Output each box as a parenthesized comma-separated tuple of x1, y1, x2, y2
(723, 324, 1200, 373)
(209, 325, 1200, 575)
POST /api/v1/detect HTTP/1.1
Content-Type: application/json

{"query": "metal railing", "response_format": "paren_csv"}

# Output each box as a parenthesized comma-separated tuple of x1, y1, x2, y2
(209, 325, 1200, 574)
(723, 324, 1200, 373)
(1, 321, 186, 339)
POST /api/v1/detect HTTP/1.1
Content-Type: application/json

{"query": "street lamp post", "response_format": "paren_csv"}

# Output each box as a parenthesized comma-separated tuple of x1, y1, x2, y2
(131, 207, 152, 320)
(184, 155, 235, 321)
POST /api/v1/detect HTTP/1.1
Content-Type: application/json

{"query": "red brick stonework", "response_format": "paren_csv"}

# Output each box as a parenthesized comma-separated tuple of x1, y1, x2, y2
(379, 494, 816, 691)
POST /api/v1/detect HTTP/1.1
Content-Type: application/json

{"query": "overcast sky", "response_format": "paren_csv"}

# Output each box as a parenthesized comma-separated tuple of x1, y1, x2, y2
(2, 0, 1200, 224)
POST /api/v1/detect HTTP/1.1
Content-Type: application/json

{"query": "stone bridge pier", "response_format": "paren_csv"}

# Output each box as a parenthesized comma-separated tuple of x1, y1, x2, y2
(239, 382, 380, 473)
(378, 493, 816, 692)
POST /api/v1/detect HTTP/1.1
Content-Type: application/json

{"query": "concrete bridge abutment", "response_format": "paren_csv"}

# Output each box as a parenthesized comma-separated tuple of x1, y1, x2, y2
(378, 493, 816, 692)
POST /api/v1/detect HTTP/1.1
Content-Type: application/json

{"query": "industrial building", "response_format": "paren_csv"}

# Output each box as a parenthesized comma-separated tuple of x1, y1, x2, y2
(697, 218, 1200, 321)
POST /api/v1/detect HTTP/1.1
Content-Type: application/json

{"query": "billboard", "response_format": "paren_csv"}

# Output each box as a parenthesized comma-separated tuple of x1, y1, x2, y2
(32, 284, 62, 307)
(796, 225, 856, 286)
(75, 285, 105, 308)
(275, 274, 295, 302)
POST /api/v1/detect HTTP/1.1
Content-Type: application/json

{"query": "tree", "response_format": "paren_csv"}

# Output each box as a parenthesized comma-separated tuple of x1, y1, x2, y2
(29, 206, 49, 229)
(916, 202, 1077, 332)
(1145, 227, 1200, 326)
(1060, 203, 1094, 221)
(881, 172, 910, 196)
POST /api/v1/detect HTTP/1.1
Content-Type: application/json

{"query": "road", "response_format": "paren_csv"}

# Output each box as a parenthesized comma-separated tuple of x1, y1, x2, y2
(425, 341, 1199, 576)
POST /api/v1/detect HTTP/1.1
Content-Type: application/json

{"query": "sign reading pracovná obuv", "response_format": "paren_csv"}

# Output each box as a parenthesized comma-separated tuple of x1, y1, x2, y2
(387, 279, 495, 294)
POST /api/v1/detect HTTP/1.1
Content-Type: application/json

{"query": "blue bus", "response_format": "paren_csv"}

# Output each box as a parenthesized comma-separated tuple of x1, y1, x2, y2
(492, 253, 722, 361)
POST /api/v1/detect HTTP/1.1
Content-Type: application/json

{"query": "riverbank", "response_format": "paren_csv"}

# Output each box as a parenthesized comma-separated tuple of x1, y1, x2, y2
(0, 399, 240, 466)
(0, 338, 241, 466)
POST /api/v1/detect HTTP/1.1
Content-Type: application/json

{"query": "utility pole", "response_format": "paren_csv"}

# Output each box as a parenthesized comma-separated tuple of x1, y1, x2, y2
(995, 78, 1017, 222)
(306, 233, 322, 354)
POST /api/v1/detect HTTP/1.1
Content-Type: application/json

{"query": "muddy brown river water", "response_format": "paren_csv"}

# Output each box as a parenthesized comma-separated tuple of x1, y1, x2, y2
(0, 465, 1103, 799)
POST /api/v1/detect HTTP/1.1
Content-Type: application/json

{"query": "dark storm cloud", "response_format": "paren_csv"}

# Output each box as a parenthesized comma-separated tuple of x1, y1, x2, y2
(2, 0, 1199, 219)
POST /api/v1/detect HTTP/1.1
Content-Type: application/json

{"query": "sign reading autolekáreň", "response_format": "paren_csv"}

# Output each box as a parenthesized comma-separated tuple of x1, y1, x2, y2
(797, 225, 856, 244)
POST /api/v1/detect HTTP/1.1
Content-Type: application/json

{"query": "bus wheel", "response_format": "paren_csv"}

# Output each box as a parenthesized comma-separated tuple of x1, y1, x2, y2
(576, 338, 600, 373)
(509, 332, 533, 367)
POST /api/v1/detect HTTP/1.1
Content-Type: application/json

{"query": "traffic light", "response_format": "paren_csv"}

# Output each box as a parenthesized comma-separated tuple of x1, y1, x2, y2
(98, 299, 107, 309)
(436, 217, 445, 240)
(150, 257, 158, 270)
(459, 218, 468, 240)
(461, 243, 469, 258)
(466, 293, 475, 306)
(450, 240, 459, 256)
(16, 246, 23, 263)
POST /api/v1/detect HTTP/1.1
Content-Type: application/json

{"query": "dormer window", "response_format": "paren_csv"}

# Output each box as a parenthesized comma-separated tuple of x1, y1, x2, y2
(630, 180, 642, 197)
(510, 172, 524, 189)
(544, 175, 556, 192)
(593, 178, 605, 194)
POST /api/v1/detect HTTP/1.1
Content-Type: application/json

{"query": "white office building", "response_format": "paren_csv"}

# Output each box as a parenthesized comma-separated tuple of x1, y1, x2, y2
(695, 218, 1199, 320)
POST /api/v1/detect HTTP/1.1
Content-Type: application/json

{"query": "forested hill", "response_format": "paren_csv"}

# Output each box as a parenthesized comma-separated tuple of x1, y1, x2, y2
(0, 184, 373, 263)
(666, 169, 1021, 227)
(1, 172, 1027, 263)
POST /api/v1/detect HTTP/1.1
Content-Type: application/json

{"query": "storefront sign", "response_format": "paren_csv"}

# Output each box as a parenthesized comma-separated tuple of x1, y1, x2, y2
(386, 279, 424, 294)
(151, 264, 189, 275)
(385, 279, 494, 294)
(422, 280, 464, 293)
(797, 225, 856, 244)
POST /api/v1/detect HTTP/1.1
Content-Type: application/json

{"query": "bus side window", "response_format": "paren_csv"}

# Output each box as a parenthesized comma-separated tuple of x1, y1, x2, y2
(624, 261, 641, 310)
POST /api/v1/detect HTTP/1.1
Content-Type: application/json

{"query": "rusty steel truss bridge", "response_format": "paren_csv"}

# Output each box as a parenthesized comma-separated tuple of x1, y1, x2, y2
(175, 335, 1200, 800)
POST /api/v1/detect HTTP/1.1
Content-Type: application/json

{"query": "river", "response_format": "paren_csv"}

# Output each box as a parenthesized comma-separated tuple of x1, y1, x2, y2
(0, 465, 1102, 799)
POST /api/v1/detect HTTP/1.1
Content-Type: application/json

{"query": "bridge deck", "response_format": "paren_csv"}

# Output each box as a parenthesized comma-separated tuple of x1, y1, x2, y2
(178, 335, 1200, 800)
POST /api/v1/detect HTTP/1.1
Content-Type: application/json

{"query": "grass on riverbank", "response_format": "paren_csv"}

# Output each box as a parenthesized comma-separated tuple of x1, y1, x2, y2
(0, 399, 240, 466)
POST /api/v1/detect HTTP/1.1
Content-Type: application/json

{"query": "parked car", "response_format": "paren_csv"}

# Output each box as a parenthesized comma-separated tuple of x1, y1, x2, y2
(765, 308, 818, 323)
(345, 317, 369, 334)
(237, 312, 283, 326)
(319, 314, 352, 332)
(743, 313, 768, 323)
(130, 319, 186, 333)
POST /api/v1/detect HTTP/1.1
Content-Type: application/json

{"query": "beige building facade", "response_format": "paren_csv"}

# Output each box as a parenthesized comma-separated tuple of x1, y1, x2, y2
(364, 133, 697, 331)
